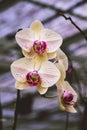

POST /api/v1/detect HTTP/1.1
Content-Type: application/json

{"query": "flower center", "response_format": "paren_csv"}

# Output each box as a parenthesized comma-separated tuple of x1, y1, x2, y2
(62, 90, 74, 105)
(26, 70, 41, 86)
(33, 40, 46, 54)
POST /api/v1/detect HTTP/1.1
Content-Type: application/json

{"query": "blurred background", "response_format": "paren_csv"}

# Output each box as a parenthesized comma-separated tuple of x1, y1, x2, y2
(0, 0, 87, 130)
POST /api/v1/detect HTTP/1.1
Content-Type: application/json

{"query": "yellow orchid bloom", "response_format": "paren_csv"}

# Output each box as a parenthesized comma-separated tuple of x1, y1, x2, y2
(56, 81, 77, 113)
(55, 61, 77, 113)
(15, 20, 63, 62)
(11, 58, 60, 95)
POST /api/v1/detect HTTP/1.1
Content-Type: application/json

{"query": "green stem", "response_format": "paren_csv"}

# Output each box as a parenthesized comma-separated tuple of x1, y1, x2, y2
(12, 90, 20, 130)
(42, 94, 57, 98)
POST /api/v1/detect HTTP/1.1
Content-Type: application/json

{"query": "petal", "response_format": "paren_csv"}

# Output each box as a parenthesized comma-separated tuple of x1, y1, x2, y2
(15, 28, 34, 52)
(30, 20, 43, 39)
(11, 58, 35, 82)
(58, 95, 65, 111)
(55, 61, 66, 82)
(15, 81, 30, 90)
(37, 85, 48, 95)
(42, 29, 62, 52)
(66, 106, 77, 113)
(57, 83, 65, 110)
(39, 61, 60, 88)
(34, 52, 48, 70)
(57, 49, 68, 70)
(47, 51, 57, 60)
(22, 49, 35, 59)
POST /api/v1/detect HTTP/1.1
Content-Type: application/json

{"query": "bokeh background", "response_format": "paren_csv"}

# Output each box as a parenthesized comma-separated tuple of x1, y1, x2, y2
(0, 0, 87, 130)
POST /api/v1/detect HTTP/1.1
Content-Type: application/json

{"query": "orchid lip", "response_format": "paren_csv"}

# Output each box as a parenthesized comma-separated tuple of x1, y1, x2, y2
(62, 90, 75, 106)
(33, 40, 46, 54)
(26, 70, 41, 86)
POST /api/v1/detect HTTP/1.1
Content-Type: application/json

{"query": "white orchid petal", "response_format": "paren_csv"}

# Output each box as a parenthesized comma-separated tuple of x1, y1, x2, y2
(15, 29, 34, 52)
(15, 81, 30, 90)
(37, 85, 48, 95)
(57, 49, 68, 70)
(22, 49, 35, 59)
(34, 53, 48, 70)
(47, 51, 57, 59)
(66, 106, 77, 113)
(55, 61, 66, 82)
(30, 20, 43, 33)
(42, 29, 62, 52)
(39, 61, 60, 88)
(11, 58, 35, 82)
(58, 95, 65, 110)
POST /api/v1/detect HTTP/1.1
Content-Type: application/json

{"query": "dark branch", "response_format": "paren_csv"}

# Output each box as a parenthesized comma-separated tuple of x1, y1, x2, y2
(65, 112, 69, 130)
(67, 1, 87, 11)
(61, 14, 87, 41)
(12, 90, 20, 130)
(0, 95, 3, 130)
(28, 0, 87, 41)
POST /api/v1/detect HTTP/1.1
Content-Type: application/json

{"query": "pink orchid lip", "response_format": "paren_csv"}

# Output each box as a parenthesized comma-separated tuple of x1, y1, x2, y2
(62, 90, 75, 106)
(33, 40, 46, 54)
(26, 70, 41, 86)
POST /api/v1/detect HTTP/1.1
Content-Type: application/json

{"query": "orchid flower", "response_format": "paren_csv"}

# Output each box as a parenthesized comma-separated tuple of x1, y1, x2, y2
(11, 58, 60, 95)
(55, 61, 77, 113)
(57, 81, 77, 113)
(15, 20, 63, 64)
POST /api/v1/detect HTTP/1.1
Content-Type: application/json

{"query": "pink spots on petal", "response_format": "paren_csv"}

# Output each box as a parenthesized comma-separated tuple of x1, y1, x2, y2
(33, 40, 46, 54)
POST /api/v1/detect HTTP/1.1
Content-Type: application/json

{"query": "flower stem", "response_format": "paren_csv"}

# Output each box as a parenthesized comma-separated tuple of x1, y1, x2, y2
(12, 90, 20, 130)
(42, 94, 57, 98)
(65, 112, 69, 130)
(0, 95, 3, 130)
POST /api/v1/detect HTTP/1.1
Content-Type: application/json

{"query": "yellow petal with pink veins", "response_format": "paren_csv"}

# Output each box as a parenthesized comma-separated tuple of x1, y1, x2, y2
(37, 85, 48, 95)
(42, 29, 62, 53)
(66, 106, 77, 113)
(15, 81, 30, 90)
(15, 28, 34, 52)
(47, 51, 57, 59)
(11, 58, 35, 82)
(39, 61, 60, 88)
(55, 61, 66, 82)
(57, 49, 68, 70)
(34, 52, 48, 70)
(22, 49, 35, 59)
(58, 95, 65, 111)
(30, 20, 43, 38)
